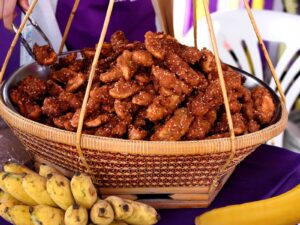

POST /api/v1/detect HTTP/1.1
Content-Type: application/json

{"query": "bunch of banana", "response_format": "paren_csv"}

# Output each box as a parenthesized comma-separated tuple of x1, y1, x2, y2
(0, 162, 159, 225)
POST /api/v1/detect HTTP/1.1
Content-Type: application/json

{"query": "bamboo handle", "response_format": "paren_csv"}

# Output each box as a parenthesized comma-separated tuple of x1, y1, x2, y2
(243, 0, 286, 104)
(193, 0, 198, 48)
(75, 0, 115, 177)
(58, 0, 81, 54)
(202, 0, 236, 192)
(0, 0, 39, 83)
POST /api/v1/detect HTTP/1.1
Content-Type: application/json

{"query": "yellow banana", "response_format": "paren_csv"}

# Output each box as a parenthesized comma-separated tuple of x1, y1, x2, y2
(39, 164, 61, 177)
(65, 204, 88, 225)
(3, 162, 35, 175)
(10, 205, 34, 225)
(70, 173, 97, 209)
(30, 205, 65, 225)
(90, 199, 114, 225)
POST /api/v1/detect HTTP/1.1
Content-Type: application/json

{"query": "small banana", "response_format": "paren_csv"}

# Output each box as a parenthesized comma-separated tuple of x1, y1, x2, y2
(10, 205, 34, 225)
(46, 173, 75, 210)
(3, 162, 35, 175)
(3, 173, 37, 206)
(0, 189, 21, 205)
(90, 199, 114, 225)
(65, 204, 89, 225)
(0, 172, 8, 192)
(109, 221, 128, 225)
(0, 203, 13, 223)
(39, 164, 61, 177)
(70, 173, 97, 209)
(22, 173, 57, 207)
(30, 205, 65, 225)
(106, 196, 159, 225)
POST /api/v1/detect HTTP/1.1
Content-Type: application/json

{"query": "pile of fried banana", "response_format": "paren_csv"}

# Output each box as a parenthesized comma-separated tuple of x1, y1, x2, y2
(0, 162, 159, 225)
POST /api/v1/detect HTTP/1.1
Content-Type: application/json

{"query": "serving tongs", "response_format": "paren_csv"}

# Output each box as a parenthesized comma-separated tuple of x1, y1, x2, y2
(12, 6, 53, 60)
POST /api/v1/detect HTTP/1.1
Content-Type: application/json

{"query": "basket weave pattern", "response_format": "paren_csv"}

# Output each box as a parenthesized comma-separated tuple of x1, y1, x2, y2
(14, 127, 255, 188)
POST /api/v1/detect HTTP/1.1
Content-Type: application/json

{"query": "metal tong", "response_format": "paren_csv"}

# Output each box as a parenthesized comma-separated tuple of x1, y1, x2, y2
(12, 7, 53, 59)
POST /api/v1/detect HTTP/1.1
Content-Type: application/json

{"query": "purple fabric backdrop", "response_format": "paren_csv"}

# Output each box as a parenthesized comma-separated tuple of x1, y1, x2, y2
(0, 11, 20, 81)
(56, 0, 156, 50)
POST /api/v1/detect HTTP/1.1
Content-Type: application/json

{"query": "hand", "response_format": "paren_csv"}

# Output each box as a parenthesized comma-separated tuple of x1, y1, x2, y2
(0, 0, 29, 30)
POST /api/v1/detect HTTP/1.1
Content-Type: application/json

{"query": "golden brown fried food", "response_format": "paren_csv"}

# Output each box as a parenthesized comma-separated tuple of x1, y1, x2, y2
(151, 108, 193, 141)
(59, 52, 77, 66)
(117, 50, 138, 80)
(132, 50, 154, 67)
(66, 73, 87, 93)
(247, 119, 260, 133)
(33, 44, 57, 66)
(199, 48, 230, 74)
(81, 48, 95, 60)
(110, 30, 129, 53)
(53, 112, 74, 129)
(109, 79, 141, 99)
(100, 66, 122, 83)
(165, 52, 207, 87)
(49, 68, 77, 84)
(251, 86, 275, 124)
(58, 92, 83, 110)
(42, 97, 69, 118)
(185, 110, 217, 140)
(84, 113, 112, 128)
(214, 113, 246, 135)
(128, 125, 148, 140)
(114, 99, 135, 121)
(47, 80, 64, 97)
(134, 73, 151, 86)
(152, 66, 190, 95)
(18, 76, 47, 101)
(132, 91, 155, 106)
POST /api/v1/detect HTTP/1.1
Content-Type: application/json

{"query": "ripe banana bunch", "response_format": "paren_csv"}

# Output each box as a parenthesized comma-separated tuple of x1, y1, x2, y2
(0, 162, 159, 225)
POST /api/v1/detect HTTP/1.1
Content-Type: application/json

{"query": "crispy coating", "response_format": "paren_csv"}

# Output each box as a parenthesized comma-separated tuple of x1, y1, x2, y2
(116, 50, 138, 80)
(165, 52, 207, 87)
(11, 31, 276, 140)
(251, 87, 275, 124)
(152, 66, 190, 95)
(109, 79, 141, 99)
(151, 108, 193, 141)
(18, 76, 47, 101)
(132, 50, 154, 67)
(185, 110, 217, 140)
(66, 73, 86, 93)
(33, 44, 57, 66)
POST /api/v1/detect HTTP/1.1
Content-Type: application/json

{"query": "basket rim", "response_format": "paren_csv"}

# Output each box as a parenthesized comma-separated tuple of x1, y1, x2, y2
(0, 95, 288, 155)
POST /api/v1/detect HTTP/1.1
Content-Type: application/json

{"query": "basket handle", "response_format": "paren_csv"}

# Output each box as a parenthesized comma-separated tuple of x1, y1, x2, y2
(242, 0, 286, 104)
(0, 0, 39, 83)
(75, 0, 115, 178)
(58, 0, 81, 54)
(200, 0, 237, 192)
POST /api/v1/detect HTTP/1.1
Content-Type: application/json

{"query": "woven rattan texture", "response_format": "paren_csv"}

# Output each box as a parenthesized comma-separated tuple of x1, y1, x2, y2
(13, 127, 256, 188)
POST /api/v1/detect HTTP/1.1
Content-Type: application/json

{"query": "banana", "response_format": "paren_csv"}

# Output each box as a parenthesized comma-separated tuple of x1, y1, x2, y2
(0, 189, 21, 205)
(70, 173, 97, 209)
(106, 196, 159, 225)
(39, 164, 61, 177)
(22, 173, 57, 207)
(0, 203, 13, 223)
(0, 172, 8, 192)
(30, 205, 65, 225)
(90, 199, 114, 225)
(65, 204, 88, 225)
(46, 173, 75, 210)
(105, 196, 133, 221)
(10, 205, 34, 225)
(3, 162, 35, 175)
(3, 173, 37, 206)
(109, 221, 128, 225)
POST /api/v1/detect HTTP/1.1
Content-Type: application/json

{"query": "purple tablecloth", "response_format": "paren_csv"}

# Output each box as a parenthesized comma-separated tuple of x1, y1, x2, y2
(1, 144, 300, 225)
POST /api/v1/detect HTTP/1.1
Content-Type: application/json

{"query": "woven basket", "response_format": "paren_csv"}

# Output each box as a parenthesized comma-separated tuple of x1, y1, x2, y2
(0, 96, 288, 189)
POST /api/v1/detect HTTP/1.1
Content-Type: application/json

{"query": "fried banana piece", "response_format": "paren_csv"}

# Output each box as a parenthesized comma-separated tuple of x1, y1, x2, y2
(42, 97, 69, 118)
(18, 76, 47, 101)
(46, 173, 75, 210)
(132, 91, 154, 106)
(66, 72, 87, 93)
(151, 108, 194, 141)
(251, 86, 275, 124)
(10, 205, 34, 225)
(90, 199, 114, 225)
(165, 52, 207, 87)
(84, 114, 112, 128)
(109, 79, 141, 99)
(152, 66, 190, 95)
(132, 50, 154, 67)
(70, 173, 97, 209)
(22, 173, 58, 207)
(117, 50, 138, 80)
(110, 30, 129, 53)
(64, 204, 89, 225)
(100, 66, 122, 83)
(199, 48, 230, 74)
(33, 44, 57, 66)
(3, 162, 35, 175)
(128, 125, 148, 140)
(30, 205, 65, 225)
(53, 112, 74, 129)
(3, 173, 37, 206)
(248, 119, 260, 133)
(47, 80, 64, 97)
(185, 110, 217, 140)
(49, 68, 77, 84)
(214, 113, 247, 135)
